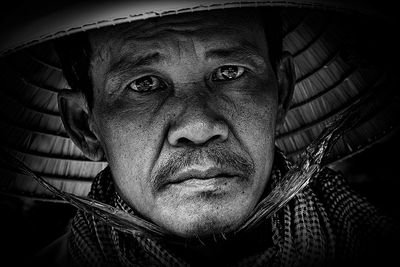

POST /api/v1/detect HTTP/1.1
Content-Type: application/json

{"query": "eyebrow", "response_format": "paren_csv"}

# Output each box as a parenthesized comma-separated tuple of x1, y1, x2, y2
(106, 52, 164, 80)
(205, 42, 267, 68)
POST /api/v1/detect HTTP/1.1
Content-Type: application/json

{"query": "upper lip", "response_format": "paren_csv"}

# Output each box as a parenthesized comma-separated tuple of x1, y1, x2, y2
(168, 167, 239, 185)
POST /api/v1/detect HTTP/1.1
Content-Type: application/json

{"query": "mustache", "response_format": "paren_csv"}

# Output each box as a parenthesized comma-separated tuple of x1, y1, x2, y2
(151, 145, 255, 192)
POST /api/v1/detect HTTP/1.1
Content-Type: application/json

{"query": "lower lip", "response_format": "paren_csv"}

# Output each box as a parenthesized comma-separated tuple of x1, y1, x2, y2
(168, 176, 238, 190)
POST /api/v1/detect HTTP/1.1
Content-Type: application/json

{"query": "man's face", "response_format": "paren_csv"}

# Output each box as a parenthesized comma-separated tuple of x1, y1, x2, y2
(88, 10, 280, 237)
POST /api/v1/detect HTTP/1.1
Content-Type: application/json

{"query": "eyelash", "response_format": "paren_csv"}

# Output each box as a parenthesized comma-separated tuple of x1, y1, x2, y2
(125, 65, 247, 93)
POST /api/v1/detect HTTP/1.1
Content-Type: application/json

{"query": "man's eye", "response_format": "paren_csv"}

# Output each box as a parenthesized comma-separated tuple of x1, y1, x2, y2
(127, 76, 166, 92)
(212, 66, 245, 81)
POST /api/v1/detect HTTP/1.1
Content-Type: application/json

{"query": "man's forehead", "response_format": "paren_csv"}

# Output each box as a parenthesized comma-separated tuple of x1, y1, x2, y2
(88, 9, 266, 60)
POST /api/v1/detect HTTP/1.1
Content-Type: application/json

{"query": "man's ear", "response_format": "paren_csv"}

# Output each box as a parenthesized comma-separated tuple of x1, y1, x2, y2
(58, 90, 104, 161)
(276, 52, 295, 128)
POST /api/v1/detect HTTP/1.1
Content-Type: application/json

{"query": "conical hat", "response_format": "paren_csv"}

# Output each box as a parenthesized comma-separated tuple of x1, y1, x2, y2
(0, 0, 398, 201)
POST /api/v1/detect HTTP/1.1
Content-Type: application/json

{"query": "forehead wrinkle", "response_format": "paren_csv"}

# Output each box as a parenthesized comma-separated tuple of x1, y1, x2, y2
(118, 27, 266, 61)
(89, 8, 265, 59)
(122, 26, 257, 45)
(120, 8, 263, 40)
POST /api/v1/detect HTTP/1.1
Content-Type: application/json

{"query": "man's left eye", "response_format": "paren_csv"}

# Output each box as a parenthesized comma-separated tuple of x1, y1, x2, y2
(212, 65, 245, 81)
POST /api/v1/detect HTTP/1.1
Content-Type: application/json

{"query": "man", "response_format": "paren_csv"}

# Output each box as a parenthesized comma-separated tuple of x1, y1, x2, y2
(37, 8, 396, 267)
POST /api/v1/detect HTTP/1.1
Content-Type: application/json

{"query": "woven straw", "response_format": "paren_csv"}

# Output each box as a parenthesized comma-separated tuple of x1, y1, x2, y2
(0, 1, 398, 201)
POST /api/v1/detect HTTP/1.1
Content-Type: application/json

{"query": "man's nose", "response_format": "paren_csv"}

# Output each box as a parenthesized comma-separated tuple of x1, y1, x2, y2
(167, 98, 229, 147)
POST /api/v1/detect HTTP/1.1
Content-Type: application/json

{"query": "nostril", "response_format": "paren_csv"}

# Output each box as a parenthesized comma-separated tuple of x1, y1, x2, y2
(176, 137, 194, 147)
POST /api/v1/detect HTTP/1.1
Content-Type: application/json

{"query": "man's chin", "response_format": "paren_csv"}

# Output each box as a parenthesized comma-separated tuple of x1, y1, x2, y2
(164, 214, 242, 239)
(153, 199, 254, 239)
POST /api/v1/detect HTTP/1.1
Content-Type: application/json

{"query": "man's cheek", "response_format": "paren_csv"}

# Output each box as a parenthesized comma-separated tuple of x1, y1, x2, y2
(230, 93, 276, 131)
(223, 77, 277, 111)
(237, 80, 278, 131)
(227, 93, 276, 159)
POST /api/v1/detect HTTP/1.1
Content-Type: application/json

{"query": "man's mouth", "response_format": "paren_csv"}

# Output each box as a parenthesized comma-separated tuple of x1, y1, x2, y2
(158, 166, 243, 192)
(170, 167, 238, 184)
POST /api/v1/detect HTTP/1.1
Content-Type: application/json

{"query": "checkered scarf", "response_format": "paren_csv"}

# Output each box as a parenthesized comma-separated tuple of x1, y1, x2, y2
(68, 150, 396, 266)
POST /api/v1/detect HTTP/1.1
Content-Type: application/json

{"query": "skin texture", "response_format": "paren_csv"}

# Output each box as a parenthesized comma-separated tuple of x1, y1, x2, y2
(59, 10, 295, 238)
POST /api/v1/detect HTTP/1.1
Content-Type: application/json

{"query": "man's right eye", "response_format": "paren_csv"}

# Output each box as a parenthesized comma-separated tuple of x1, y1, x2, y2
(126, 76, 166, 92)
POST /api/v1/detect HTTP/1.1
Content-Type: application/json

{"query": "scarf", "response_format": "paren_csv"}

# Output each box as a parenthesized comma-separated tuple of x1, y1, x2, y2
(68, 150, 396, 266)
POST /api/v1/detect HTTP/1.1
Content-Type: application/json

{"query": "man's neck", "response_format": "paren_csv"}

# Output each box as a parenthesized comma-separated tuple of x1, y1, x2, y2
(162, 220, 273, 266)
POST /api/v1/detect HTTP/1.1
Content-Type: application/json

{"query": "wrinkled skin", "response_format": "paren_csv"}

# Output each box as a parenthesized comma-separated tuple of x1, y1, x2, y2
(60, 10, 294, 238)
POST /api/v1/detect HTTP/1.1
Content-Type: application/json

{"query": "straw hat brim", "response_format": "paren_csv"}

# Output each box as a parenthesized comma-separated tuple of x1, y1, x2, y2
(0, 0, 398, 201)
